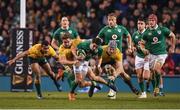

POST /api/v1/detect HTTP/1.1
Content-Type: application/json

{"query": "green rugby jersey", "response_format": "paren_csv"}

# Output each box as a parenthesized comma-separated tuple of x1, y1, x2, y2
(98, 25, 129, 52)
(132, 30, 146, 58)
(53, 27, 78, 45)
(142, 25, 171, 55)
(77, 41, 103, 61)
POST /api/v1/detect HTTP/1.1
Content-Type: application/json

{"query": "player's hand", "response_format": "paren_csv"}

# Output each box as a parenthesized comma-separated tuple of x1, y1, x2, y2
(74, 60, 81, 67)
(132, 47, 137, 52)
(108, 76, 115, 80)
(142, 48, 149, 55)
(127, 48, 133, 55)
(7, 59, 15, 66)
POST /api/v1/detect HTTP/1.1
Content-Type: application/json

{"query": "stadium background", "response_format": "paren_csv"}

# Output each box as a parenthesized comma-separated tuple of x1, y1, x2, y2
(0, 0, 179, 92)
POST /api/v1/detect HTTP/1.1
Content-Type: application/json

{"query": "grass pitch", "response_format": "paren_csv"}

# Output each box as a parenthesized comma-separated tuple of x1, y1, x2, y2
(0, 92, 180, 109)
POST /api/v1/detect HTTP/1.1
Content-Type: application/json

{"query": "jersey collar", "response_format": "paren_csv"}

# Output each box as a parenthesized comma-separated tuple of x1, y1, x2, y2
(150, 24, 158, 30)
(138, 29, 146, 34)
(61, 26, 69, 30)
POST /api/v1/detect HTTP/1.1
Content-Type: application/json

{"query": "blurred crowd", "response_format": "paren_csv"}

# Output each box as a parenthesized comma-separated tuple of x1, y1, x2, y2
(0, 0, 179, 75)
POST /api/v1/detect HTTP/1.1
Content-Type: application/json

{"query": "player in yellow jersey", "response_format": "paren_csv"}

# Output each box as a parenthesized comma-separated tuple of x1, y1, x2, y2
(100, 40, 139, 99)
(7, 40, 63, 99)
(56, 32, 80, 90)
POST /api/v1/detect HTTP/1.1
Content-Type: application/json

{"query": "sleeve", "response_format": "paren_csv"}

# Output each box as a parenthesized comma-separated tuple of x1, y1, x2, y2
(98, 47, 103, 57)
(142, 31, 147, 42)
(98, 27, 105, 38)
(162, 27, 171, 37)
(28, 45, 37, 55)
(59, 46, 65, 56)
(77, 42, 83, 50)
(73, 29, 79, 38)
(131, 33, 136, 43)
(49, 46, 57, 57)
(52, 29, 60, 40)
(115, 49, 121, 61)
(122, 26, 130, 37)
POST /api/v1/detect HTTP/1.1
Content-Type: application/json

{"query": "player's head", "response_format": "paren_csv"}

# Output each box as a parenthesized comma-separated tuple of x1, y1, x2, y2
(90, 38, 102, 51)
(107, 40, 117, 54)
(137, 17, 146, 32)
(148, 14, 158, 28)
(107, 13, 117, 27)
(61, 32, 72, 48)
(61, 17, 69, 29)
(41, 40, 50, 53)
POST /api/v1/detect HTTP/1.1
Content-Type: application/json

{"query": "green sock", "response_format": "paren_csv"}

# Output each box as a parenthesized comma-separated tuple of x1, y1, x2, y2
(63, 70, 69, 77)
(35, 83, 41, 95)
(67, 73, 75, 88)
(155, 73, 161, 88)
(139, 82, 144, 92)
(70, 81, 78, 93)
(151, 79, 156, 90)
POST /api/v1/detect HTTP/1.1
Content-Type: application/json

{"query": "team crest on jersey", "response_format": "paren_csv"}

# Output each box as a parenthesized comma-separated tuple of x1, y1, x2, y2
(148, 32, 152, 36)
(117, 29, 121, 32)
(68, 30, 72, 34)
(60, 32, 64, 35)
(112, 34, 118, 40)
(157, 30, 161, 34)
(107, 29, 112, 32)
(153, 37, 158, 43)
(135, 36, 138, 39)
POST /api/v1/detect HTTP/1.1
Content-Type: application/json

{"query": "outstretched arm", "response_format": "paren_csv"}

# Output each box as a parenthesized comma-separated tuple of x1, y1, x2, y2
(7, 50, 29, 66)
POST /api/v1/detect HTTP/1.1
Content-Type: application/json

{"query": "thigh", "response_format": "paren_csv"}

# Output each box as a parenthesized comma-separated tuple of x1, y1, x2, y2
(154, 54, 168, 70)
(31, 63, 41, 77)
(41, 63, 53, 74)
(135, 56, 144, 70)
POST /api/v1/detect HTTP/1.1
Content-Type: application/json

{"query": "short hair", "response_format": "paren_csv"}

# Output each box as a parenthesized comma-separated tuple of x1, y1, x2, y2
(61, 32, 71, 40)
(108, 40, 117, 48)
(41, 40, 49, 46)
(92, 38, 102, 46)
(107, 13, 117, 18)
(137, 17, 146, 22)
(148, 14, 158, 22)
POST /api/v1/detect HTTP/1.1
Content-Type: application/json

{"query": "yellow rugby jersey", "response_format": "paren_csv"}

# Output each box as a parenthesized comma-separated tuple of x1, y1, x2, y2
(28, 44, 56, 58)
(101, 45, 122, 63)
(59, 38, 81, 60)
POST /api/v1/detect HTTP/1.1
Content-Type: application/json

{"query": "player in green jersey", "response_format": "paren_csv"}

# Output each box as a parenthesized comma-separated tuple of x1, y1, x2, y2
(51, 17, 80, 51)
(97, 13, 139, 97)
(68, 38, 117, 100)
(141, 14, 176, 96)
(132, 17, 151, 98)
(97, 13, 132, 52)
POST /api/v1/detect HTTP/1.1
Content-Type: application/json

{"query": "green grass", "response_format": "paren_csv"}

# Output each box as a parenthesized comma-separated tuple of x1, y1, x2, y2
(0, 92, 180, 109)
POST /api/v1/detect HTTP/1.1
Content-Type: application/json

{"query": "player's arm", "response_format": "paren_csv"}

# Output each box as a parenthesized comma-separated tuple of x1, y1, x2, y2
(7, 50, 29, 66)
(59, 55, 77, 65)
(51, 38, 59, 51)
(126, 33, 134, 55)
(169, 32, 176, 53)
(139, 39, 149, 55)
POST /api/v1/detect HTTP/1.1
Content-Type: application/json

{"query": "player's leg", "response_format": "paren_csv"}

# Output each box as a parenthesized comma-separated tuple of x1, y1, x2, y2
(159, 75, 165, 96)
(31, 63, 42, 99)
(117, 61, 139, 95)
(87, 67, 117, 97)
(135, 55, 145, 98)
(152, 54, 167, 96)
(41, 62, 62, 91)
